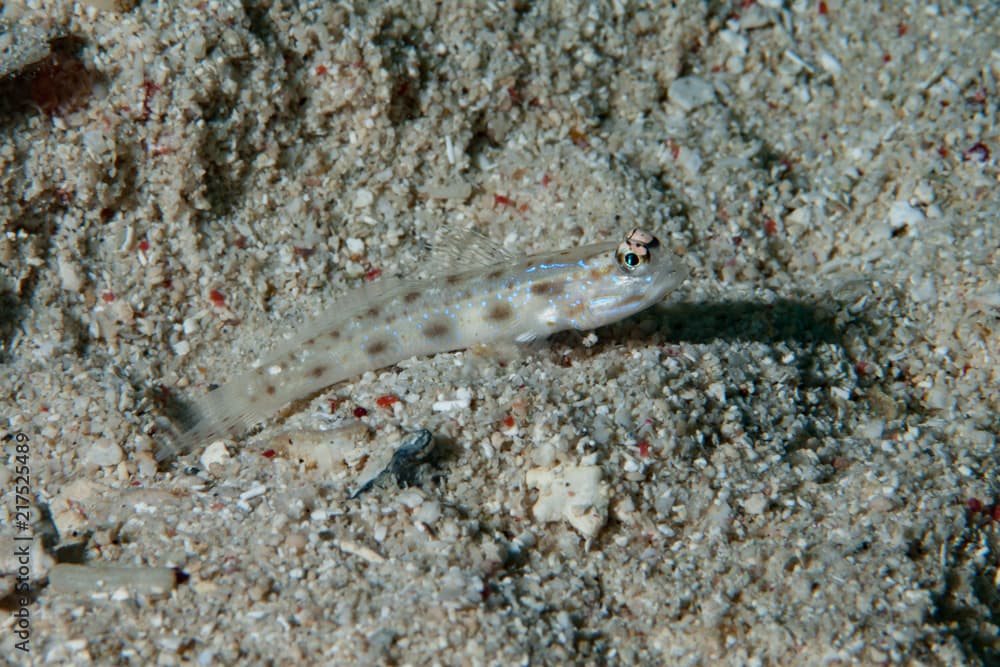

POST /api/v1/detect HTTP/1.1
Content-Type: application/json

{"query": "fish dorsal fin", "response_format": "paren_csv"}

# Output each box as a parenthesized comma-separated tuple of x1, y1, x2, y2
(424, 227, 517, 276)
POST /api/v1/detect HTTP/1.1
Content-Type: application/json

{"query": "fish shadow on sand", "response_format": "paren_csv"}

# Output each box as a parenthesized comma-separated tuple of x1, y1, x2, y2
(645, 297, 847, 347)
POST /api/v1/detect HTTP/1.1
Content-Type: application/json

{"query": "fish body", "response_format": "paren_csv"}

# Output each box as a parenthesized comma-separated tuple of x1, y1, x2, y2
(160, 228, 686, 459)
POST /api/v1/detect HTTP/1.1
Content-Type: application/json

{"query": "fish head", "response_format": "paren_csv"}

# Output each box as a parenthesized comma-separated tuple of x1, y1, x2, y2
(574, 228, 688, 329)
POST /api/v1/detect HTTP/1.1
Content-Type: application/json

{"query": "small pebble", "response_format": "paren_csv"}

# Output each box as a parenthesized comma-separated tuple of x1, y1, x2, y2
(49, 564, 176, 597)
(888, 201, 925, 230)
(58, 255, 84, 291)
(345, 237, 365, 255)
(200, 440, 230, 468)
(818, 50, 842, 76)
(744, 493, 768, 515)
(285, 532, 308, 553)
(668, 76, 716, 111)
(86, 438, 123, 467)
(353, 188, 374, 208)
(913, 182, 934, 204)
(719, 29, 748, 56)
(432, 387, 472, 412)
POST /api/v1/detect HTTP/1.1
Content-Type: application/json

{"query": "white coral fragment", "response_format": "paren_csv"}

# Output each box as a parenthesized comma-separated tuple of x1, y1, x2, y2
(526, 464, 609, 538)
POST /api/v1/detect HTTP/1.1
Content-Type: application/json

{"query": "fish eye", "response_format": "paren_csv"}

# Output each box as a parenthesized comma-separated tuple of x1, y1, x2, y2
(616, 229, 660, 273)
(616, 244, 648, 272)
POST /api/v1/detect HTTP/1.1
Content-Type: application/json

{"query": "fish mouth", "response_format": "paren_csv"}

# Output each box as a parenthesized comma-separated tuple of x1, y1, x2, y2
(649, 258, 688, 302)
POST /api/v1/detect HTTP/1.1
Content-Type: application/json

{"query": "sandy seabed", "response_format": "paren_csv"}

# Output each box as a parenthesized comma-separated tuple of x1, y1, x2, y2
(1, 1, 998, 665)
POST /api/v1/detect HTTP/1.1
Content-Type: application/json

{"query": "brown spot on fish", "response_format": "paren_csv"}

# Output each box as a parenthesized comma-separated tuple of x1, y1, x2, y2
(367, 339, 388, 355)
(423, 320, 451, 338)
(487, 268, 505, 280)
(404, 291, 421, 304)
(309, 365, 327, 378)
(530, 281, 564, 296)
(328, 330, 340, 340)
(487, 302, 514, 322)
(367, 306, 380, 318)
(305, 337, 317, 346)
(266, 384, 276, 395)
(590, 266, 613, 279)
(446, 274, 462, 285)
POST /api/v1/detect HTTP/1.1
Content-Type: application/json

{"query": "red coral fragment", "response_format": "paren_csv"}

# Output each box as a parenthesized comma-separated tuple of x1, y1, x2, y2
(375, 395, 400, 409)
